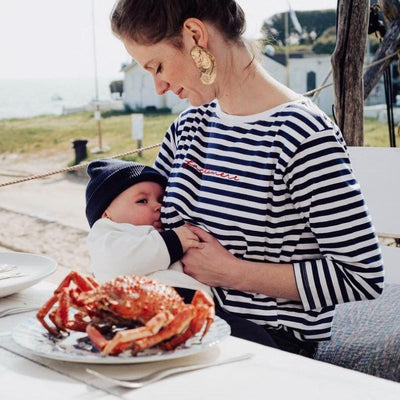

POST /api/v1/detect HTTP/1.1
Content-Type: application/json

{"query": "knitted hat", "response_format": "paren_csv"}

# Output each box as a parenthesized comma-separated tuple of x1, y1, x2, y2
(85, 159, 167, 228)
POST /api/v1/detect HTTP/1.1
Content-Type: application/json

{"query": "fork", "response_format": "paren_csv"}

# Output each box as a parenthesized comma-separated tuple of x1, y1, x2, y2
(0, 306, 38, 318)
(86, 353, 253, 389)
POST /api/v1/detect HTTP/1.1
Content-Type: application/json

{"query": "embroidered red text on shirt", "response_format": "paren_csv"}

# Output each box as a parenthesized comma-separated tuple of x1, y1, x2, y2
(183, 159, 240, 181)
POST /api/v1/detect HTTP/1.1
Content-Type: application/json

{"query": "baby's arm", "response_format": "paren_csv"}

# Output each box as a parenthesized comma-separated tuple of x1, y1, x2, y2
(87, 219, 174, 283)
(173, 225, 203, 253)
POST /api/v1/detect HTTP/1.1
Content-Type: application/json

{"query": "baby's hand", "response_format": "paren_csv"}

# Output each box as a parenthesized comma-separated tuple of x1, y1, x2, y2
(174, 225, 203, 253)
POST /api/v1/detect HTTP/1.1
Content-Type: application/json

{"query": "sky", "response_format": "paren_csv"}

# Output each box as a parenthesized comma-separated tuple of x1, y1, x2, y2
(0, 0, 338, 81)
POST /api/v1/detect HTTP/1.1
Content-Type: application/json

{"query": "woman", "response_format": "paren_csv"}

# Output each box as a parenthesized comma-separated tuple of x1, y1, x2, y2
(110, 0, 384, 358)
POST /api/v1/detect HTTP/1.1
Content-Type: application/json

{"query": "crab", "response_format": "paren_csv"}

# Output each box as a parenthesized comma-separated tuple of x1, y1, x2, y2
(36, 271, 214, 356)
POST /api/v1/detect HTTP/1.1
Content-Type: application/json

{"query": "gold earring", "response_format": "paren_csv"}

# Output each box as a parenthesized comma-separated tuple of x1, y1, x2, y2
(190, 46, 216, 85)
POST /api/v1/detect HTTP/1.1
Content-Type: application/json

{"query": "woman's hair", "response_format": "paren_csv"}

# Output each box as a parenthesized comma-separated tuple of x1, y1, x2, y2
(111, 0, 246, 46)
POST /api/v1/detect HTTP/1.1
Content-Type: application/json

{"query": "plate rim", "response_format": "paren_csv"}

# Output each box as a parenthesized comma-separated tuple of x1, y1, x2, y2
(0, 252, 57, 297)
(12, 315, 231, 364)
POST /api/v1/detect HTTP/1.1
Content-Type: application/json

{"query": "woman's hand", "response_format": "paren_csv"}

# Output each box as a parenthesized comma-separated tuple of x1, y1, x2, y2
(181, 225, 240, 287)
(182, 225, 300, 300)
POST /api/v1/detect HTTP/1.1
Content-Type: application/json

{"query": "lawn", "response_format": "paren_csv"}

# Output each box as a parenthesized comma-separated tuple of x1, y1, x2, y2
(0, 111, 397, 167)
(0, 110, 176, 166)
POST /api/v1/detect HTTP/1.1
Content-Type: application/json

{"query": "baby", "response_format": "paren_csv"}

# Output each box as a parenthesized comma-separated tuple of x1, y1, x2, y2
(85, 159, 211, 297)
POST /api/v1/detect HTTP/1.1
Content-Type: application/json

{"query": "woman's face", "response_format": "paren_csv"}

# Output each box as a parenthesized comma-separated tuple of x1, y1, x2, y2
(123, 36, 216, 107)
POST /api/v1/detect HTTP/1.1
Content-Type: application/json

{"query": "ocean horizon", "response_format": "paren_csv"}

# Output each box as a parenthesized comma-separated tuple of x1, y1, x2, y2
(0, 77, 120, 120)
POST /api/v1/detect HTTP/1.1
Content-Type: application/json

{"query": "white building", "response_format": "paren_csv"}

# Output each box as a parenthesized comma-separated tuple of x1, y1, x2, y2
(263, 51, 386, 115)
(121, 61, 189, 113)
(122, 51, 385, 116)
(262, 51, 334, 115)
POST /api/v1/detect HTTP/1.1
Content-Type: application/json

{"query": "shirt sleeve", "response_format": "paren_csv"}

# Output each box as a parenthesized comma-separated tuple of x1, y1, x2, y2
(87, 219, 181, 283)
(159, 230, 183, 264)
(284, 128, 384, 312)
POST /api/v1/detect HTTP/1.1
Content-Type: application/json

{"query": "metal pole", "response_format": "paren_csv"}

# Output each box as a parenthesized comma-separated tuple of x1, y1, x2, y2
(138, 139, 143, 157)
(285, 10, 290, 87)
(91, 0, 103, 152)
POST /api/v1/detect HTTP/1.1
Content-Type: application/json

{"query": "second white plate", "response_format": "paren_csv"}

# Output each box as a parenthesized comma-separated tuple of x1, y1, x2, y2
(0, 252, 57, 298)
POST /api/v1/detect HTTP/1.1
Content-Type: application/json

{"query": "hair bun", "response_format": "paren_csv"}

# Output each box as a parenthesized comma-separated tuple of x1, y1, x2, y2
(112, 0, 246, 44)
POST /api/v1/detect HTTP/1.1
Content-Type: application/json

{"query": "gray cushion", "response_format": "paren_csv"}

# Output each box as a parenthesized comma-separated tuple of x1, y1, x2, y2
(315, 284, 400, 382)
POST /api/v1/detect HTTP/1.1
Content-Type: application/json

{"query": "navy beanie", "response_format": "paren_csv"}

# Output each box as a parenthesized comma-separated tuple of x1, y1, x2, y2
(85, 159, 167, 228)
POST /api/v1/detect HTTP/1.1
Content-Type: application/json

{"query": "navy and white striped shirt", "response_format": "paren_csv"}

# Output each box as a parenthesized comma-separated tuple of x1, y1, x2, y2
(154, 97, 384, 341)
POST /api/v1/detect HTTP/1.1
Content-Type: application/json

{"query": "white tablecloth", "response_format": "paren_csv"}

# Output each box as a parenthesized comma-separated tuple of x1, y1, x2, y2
(1, 281, 399, 400)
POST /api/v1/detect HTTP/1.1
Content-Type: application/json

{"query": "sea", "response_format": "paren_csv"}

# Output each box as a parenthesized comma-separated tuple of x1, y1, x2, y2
(0, 77, 119, 120)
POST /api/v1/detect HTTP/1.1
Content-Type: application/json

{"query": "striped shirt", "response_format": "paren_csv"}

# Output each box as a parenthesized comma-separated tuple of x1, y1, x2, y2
(153, 97, 384, 341)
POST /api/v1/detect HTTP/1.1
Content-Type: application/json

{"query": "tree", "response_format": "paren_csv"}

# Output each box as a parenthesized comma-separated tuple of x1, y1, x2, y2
(332, 0, 369, 146)
(262, 9, 337, 46)
(311, 21, 380, 55)
(312, 26, 336, 54)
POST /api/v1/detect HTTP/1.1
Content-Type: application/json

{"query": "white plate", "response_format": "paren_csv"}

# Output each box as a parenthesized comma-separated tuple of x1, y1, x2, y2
(0, 252, 57, 298)
(12, 316, 230, 364)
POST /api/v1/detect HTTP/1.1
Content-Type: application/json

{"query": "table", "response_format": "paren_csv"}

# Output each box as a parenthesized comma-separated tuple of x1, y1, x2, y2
(1, 281, 399, 400)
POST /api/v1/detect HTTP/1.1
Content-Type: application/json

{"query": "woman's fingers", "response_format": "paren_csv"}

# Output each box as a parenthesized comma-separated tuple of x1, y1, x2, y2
(189, 240, 204, 249)
(185, 224, 214, 242)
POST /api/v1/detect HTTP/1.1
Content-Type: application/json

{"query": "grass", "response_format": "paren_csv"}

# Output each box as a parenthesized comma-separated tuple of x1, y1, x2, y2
(0, 112, 398, 167)
(0, 110, 176, 166)
(363, 119, 399, 147)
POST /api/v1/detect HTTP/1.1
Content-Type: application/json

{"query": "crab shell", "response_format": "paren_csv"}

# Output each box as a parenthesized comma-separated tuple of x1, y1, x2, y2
(79, 275, 187, 325)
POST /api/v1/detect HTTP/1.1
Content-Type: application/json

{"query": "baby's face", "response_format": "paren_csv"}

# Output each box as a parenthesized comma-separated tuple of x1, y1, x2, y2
(103, 181, 164, 231)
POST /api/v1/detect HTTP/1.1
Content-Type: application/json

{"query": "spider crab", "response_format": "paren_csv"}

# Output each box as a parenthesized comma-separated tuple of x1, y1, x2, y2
(36, 271, 214, 356)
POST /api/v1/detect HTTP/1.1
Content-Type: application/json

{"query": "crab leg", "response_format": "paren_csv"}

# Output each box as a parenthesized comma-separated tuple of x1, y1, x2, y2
(162, 290, 215, 351)
(87, 310, 175, 355)
(54, 270, 98, 294)
(131, 306, 196, 355)
(162, 305, 210, 350)
(37, 271, 97, 335)
(53, 288, 70, 329)
(36, 295, 62, 336)
(192, 290, 215, 339)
